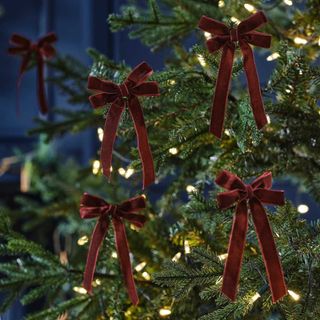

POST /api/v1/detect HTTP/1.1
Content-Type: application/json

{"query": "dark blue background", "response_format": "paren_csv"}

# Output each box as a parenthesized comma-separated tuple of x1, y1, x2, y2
(0, 1, 318, 318)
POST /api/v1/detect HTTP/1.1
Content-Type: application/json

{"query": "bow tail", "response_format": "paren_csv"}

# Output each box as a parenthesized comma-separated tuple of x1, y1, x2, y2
(221, 200, 248, 300)
(240, 41, 268, 130)
(83, 219, 110, 293)
(36, 53, 49, 114)
(112, 218, 139, 305)
(210, 45, 235, 138)
(128, 96, 155, 188)
(250, 199, 287, 302)
(100, 102, 125, 179)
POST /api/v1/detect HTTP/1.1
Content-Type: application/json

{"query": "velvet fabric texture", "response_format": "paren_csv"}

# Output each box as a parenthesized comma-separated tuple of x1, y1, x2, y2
(8, 33, 57, 114)
(87, 62, 160, 188)
(198, 11, 271, 138)
(215, 170, 287, 303)
(80, 193, 147, 305)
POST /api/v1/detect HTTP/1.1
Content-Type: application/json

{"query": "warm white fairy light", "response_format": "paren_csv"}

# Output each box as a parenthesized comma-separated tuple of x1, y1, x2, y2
(118, 167, 126, 176)
(95, 278, 101, 286)
(218, 0, 225, 7)
(73, 286, 87, 294)
(249, 292, 261, 304)
(197, 54, 207, 67)
(125, 168, 135, 179)
(77, 235, 89, 246)
(186, 185, 196, 193)
(266, 114, 271, 124)
(224, 129, 231, 136)
(159, 307, 172, 317)
(142, 271, 151, 280)
(218, 253, 228, 261)
(297, 204, 309, 214)
(169, 79, 176, 85)
(135, 261, 147, 272)
(294, 37, 308, 45)
(172, 252, 182, 262)
(231, 16, 241, 24)
(97, 127, 104, 142)
(318, 37, 320, 46)
(184, 240, 191, 254)
(283, 0, 293, 5)
(169, 147, 178, 155)
(111, 251, 118, 258)
(288, 290, 300, 301)
(244, 3, 257, 13)
(92, 160, 100, 175)
(266, 52, 280, 61)
(204, 31, 211, 40)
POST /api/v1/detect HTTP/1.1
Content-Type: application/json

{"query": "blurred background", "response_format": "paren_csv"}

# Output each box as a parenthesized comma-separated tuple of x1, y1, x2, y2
(0, 0, 319, 318)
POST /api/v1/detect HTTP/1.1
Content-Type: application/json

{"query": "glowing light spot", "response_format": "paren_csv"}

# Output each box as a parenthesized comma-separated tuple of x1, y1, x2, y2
(197, 54, 206, 67)
(218, 0, 225, 7)
(186, 185, 196, 193)
(249, 292, 261, 304)
(159, 307, 172, 317)
(204, 32, 211, 40)
(125, 168, 135, 179)
(73, 286, 87, 294)
(297, 204, 309, 214)
(231, 16, 241, 24)
(283, 0, 293, 5)
(111, 251, 118, 258)
(288, 290, 300, 301)
(184, 240, 191, 254)
(266, 52, 280, 61)
(169, 147, 178, 155)
(244, 3, 256, 13)
(172, 252, 182, 262)
(77, 235, 89, 246)
(142, 271, 151, 280)
(135, 261, 147, 272)
(118, 167, 126, 176)
(97, 127, 104, 142)
(294, 37, 307, 45)
(92, 160, 100, 175)
(218, 253, 228, 261)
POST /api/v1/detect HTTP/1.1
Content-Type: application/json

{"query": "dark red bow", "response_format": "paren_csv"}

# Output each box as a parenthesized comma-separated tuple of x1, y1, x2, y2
(80, 193, 146, 305)
(199, 11, 271, 138)
(88, 62, 160, 188)
(215, 170, 287, 303)
(8, 33, 57, 115)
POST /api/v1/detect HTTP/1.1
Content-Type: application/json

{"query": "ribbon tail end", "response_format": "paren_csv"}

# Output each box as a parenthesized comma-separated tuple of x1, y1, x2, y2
(271, 286, 288, 304)
(221, 287, 237, 302)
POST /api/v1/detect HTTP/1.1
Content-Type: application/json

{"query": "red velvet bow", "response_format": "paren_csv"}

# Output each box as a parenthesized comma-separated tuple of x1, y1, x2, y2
(80, 193, 146, 305)
(8, 33, 57, 115)
(215, 170, 287, 303)
(198, 11, 271, 138)
(88, 62, 160, 188)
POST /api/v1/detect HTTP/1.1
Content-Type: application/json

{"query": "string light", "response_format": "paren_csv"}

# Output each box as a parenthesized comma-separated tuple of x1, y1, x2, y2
(135, 261, 147, 272)
(97, 127, 104, 142)
(224, 129, 231, 136)
(318, 37, 320, 46)
(266, 52, 280, 61)
(95, 278, 101, 286)
(118, 167, 126, 176)
(197, 54, 207, 67)
(184, 240, 191, 254)
(218, 0, 225, 7)
(204, 31, 211, 40)
(283, 0, 293, 5)
(294, 37, 308, 45)
(218, 253, 228, 261)
(169, 147, 178, 155)
(172, 252, 182, 262)
(73, 286, 87, 294)
(77, 235, 89, 246)
(266, 114, 271, 124)
(249, 292, 261, 304)
(297, 204, 309, 214)
(288, 290, 300, 301)
(231, 16, 241, 24)
(92, 160, 100, 175)
(111, 251, 118, 258)
(169, 79, 176, 85)
(159, 307, 172, 317)
(125, 168, 135, 179)
(244, 3, 257, 13)
(186, 185, 196, 193)
(142, 271, 151, 280)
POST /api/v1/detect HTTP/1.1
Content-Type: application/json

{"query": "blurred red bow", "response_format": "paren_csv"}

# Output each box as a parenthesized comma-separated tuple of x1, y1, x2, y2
(215, 170, 287, 303)
(199, 11, 271, 138)
(8, 33, 57, 114)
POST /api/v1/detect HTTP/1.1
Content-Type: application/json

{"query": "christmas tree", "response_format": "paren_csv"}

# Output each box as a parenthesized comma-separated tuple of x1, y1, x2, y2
(1, 1, 320, 319)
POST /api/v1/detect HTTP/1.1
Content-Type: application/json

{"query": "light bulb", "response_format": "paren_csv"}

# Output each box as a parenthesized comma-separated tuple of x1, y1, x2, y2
(135, 261, 147, 272)
(169, 147, 178, 155)
(118, 167, 126, 176)
(77, 235, 89, 246)
(197, 54, 206, 67)
(266, 52, 280, 61)
(297, 204, 309, 214)
(294, 37, 307, 45)
(125, 168, 134, 179)
(92, 160, 100, 175)
(159, 307, 171, 317)
(184, 240, 191, 254)
(172, 252, 182, 262)
(186, 185, 196, 193)
(73, 286, 87, 294)
(249, 292, 261, 304)
(283, 0, 293, 5)
(244, 3, 256, 13)
(142, 271, 151, 280)
(97, 127, 104, 142)
(218, 253, 228, 261)
(288, 290, 300, 301)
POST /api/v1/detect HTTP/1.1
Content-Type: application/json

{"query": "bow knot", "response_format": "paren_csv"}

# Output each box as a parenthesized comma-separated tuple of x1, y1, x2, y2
(8, 32, 57, 114)
(229, 28, 239, 42)
(215, 170, 287, 303)
(88, 62, 160, 188)
(245, 184, 254, 199)
(80, 193, 146, 305)
(198, 11, 271, 138)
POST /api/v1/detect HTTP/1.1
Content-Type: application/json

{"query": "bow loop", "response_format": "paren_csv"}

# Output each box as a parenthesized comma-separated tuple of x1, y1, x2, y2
(215, 171, 287, 303)
(126, 61, 153, 84)
(237, 11, 268, 34)
(198, 16, 229, 35)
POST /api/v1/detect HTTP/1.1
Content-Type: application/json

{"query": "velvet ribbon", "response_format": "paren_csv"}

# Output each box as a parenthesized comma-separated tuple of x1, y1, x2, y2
(215, 170, 287, 303)
(198, 11, 271, 138)
(88, 62, 159, 188)
(80, 193, 147, 305)
(8, 33, 57, 115)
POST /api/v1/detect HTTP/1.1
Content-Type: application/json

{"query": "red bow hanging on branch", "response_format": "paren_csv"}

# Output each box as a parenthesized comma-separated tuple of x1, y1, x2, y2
(215, 170, 287, 303)
(8, 33, 57, 115)
(80, 193, 147, 305)
(88, 62, 160, 189)
(198, 12, 271, 138)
